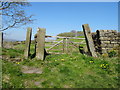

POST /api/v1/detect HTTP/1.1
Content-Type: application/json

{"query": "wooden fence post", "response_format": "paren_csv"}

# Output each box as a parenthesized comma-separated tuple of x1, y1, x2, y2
(24, 27, 32, 59)
(0, 32, 3, 48)
(82, 24, 97, 57)
(36, 28, 46, 60)
(63, 38, 76, 53)
(65, 38, 68, 53)
(63, 38, 65, 53)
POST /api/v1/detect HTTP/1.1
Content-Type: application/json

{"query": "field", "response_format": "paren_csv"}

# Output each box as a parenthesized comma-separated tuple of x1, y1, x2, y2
(1, 39, 119, 88)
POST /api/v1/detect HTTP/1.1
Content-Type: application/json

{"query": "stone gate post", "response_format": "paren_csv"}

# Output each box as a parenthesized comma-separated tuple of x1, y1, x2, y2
(36, 28, 46, 60)
(24, 27, 32, 59)
(82, 24, 97, 57)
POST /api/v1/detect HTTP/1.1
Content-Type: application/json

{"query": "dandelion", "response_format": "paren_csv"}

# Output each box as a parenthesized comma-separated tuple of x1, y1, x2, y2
(100, 63, 109, 69)
(100, 65, 102, 67)
(61, 59, 64, 61)
(100, 64, 103, 67)
(89, 61, 94, 63)
(104, 66, 106, 68)
(16, 62, 20, 64)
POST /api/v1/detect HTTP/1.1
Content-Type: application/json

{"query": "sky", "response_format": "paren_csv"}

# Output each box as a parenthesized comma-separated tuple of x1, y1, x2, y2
(4, 2, 118, 41)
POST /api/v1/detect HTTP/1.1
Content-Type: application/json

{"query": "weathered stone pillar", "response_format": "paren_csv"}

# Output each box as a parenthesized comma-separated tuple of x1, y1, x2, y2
(82, 24, 97, 57)
(0, 32, 3, 48)
(24, 27, 32, 59)
(36, 28, 46, 60)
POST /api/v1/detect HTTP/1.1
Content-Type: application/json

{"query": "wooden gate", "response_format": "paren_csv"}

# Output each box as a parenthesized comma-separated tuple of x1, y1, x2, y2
(45, 36, 86, 54)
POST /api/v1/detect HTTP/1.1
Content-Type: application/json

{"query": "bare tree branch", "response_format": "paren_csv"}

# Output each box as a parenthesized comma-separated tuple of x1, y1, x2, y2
(0, 2, 12, 10)
(0, 2, 34, 31)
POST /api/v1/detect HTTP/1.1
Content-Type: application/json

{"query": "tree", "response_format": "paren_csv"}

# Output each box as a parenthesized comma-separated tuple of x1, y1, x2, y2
(57, 32, 75, 37)
(71, 30, 76, 33)
(0, 0, 33, 31)
(57, 31, 84, 37)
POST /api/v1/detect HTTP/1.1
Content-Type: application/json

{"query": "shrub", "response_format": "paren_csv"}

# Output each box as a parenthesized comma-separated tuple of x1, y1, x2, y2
(108, 50, 117, 57)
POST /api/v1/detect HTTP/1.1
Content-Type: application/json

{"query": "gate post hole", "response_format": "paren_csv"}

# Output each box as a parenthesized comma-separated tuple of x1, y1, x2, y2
(36, 28, 46, 60)
(24, 27, 32, 59)
(82, 24, 97, 57)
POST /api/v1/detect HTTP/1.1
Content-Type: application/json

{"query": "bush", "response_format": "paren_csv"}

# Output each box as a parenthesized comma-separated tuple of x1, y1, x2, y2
(57, 31, 84, 37)
(108, 50, 117, 57)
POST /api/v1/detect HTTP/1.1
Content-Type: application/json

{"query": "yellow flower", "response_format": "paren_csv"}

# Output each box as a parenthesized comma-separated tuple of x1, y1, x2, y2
(55, 60, 57, 61)
(16, 62, 20, 64)
(61, 59, 64, 61)
(104, 66, 106, 68)
(89, 61, 93, 63)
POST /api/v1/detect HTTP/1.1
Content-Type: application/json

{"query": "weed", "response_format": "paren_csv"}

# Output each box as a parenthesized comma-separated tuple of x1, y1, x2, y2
(108, 50, 117, 57)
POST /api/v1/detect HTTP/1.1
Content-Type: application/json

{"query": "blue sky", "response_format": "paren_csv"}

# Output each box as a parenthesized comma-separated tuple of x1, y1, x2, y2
(4, 2, 118, 41)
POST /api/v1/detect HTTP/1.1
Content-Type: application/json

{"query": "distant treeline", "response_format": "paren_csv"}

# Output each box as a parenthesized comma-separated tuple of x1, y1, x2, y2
(57, 30, 84, 37)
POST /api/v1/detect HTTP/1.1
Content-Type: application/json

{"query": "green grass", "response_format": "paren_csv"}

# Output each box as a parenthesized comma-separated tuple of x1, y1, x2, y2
(77, 36, 85, 38)
(2, 60, 24, 88)
(2, 39, 119, 88)
(2, 46, 119, 88)
(2, 48, 23, 58)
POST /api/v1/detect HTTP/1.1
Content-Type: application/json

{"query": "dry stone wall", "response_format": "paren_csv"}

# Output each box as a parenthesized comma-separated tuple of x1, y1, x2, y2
(92, 30, 120, 54)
